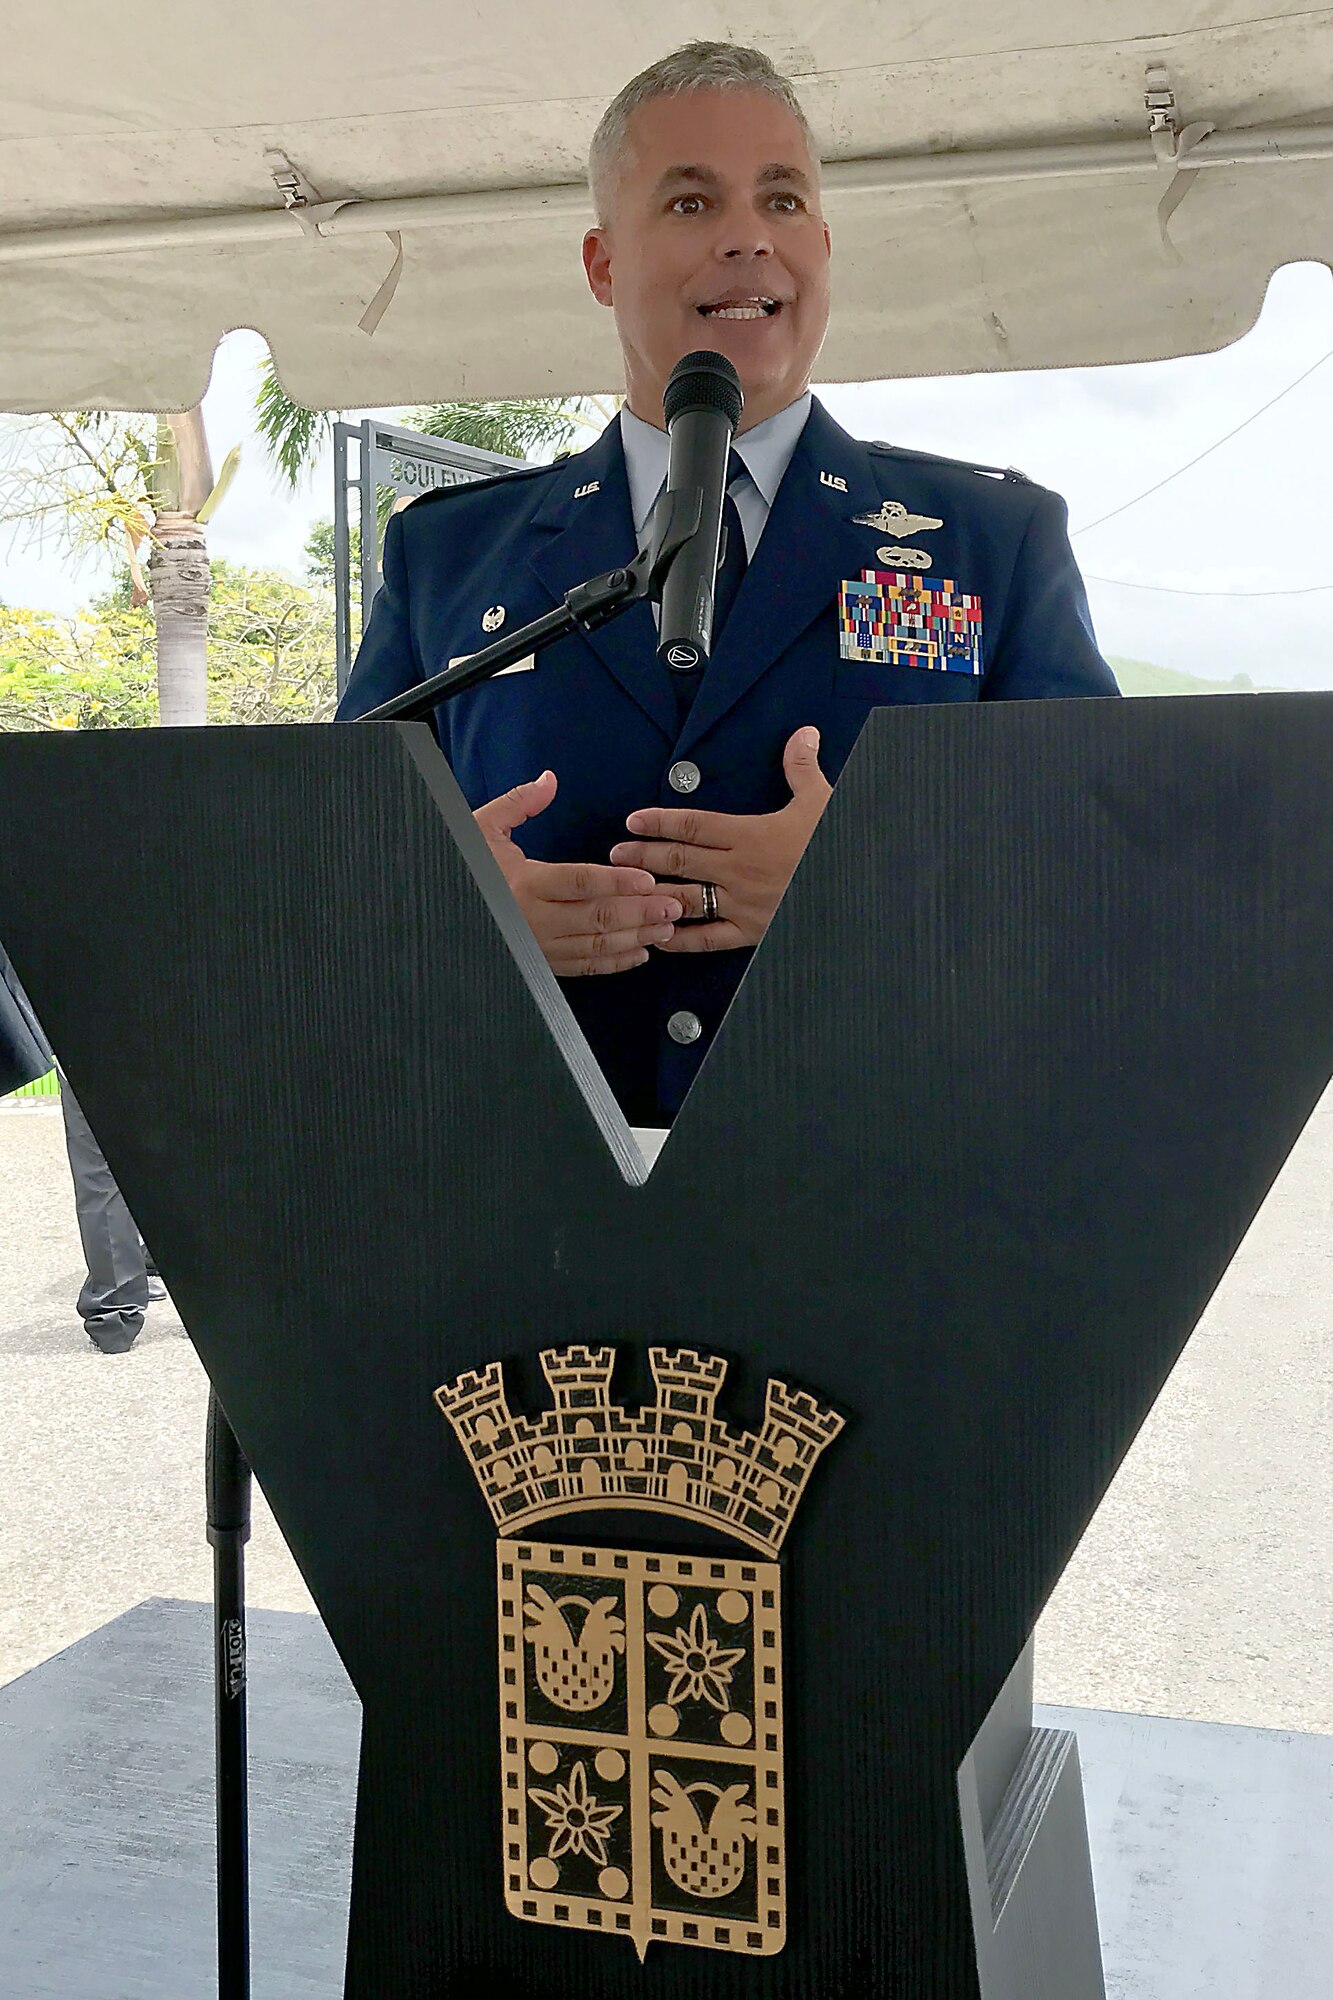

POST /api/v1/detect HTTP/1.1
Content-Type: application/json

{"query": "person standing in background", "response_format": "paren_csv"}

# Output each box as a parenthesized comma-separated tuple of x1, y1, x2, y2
(2, 941, 164, 1354)
(57, 1074, 166, 1353)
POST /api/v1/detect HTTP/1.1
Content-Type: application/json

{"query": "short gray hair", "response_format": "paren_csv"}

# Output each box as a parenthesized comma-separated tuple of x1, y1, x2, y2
(588, 42, 817, 223)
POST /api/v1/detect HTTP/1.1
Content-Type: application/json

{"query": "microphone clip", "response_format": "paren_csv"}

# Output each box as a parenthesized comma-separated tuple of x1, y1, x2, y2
(564, 485, 704, 634)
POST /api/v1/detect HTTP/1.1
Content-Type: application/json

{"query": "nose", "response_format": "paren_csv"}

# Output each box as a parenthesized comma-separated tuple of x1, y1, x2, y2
(716, 210, 774, 262)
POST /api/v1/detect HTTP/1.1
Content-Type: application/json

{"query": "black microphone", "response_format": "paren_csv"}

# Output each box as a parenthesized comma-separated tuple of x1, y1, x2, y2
(656, 350, 744, 672)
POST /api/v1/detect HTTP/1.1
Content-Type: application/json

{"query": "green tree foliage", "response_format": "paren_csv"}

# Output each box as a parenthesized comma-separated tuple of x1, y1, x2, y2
(303, 518, 354, 590)
(1107, 655, 1255, 697)
(304, 516, 363, 625)
(0, 600, 156, 730)
(205, 560, 339, 722)
(0, 405, 240, 726)
(254, 361, 330, 490)
(401, 397, 588, 459)
(254, 356, 614, 497)
(0, 561, 339, 730)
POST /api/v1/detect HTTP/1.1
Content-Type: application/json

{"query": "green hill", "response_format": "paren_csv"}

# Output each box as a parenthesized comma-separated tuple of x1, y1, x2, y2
(1108, 656, 1255, 698)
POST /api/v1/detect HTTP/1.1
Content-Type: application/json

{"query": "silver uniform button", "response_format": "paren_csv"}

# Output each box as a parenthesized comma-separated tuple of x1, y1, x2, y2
(668, 759, 701, 795)
(667, 1010, 703, 1046)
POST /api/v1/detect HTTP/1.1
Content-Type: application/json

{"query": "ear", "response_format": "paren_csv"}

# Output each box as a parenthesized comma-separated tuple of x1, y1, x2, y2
(582, 226, 614, 308)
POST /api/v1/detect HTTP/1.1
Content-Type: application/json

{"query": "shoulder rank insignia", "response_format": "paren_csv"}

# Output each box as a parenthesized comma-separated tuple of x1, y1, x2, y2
(437, 1344, 843, 1963)
(853, 499, 943, 536)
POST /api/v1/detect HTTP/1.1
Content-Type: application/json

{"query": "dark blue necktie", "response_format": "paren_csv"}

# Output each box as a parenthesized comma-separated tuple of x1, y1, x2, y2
(670, 452, 748, 724)
(713, 453, 749, 637)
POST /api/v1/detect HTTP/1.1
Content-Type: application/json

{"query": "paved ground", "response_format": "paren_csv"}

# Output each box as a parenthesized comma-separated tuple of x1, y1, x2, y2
(2, 1093, 1330, 1732)
(0, 1102, 314, 1691)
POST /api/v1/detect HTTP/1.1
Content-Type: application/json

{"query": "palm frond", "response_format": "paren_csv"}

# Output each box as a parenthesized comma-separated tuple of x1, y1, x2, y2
(255, 354, 332, 489)
(402, 398, 596, 462)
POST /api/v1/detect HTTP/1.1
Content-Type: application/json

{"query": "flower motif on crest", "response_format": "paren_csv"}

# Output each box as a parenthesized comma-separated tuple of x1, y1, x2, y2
(647, 1602, 746, 1711)
(529, 1760, 622, 1867)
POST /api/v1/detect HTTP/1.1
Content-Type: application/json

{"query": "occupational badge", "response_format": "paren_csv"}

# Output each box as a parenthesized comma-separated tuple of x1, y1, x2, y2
(852, 499, 943, 536)
(481, 604, 506, 633)
(875, 545, 932, 569)
(436, 1344, 843, 1962)
(839, 569, 984, 676)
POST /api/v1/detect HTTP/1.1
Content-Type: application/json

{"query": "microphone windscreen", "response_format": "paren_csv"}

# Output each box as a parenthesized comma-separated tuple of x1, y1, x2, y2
(662, 350, 743, 432)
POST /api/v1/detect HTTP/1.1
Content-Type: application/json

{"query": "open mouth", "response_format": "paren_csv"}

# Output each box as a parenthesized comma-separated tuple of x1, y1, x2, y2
(697, 297, 782, 321)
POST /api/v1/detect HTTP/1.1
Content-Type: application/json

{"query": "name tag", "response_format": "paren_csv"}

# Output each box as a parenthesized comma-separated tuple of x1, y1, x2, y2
(448, 653, 536, 677)
(838, 570, 983, 677)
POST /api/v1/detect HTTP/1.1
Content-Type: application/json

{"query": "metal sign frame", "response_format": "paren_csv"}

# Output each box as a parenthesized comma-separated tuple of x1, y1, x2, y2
(333, 418, 525, 694)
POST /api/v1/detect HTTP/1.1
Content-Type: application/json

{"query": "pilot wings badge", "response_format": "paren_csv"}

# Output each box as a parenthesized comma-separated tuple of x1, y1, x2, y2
(853, 499, 944, 536)
(436, 1344, 843, 1963)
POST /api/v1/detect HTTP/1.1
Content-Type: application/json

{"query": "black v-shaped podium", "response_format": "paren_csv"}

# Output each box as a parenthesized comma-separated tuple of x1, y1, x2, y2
(1, 696, 1331, 2000)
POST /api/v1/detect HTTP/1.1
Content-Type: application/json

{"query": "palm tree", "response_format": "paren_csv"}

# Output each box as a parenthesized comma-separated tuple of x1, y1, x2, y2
(0, 408, 239, 725)
(145, 410, 239, 724)
(254, 355, 616, 536)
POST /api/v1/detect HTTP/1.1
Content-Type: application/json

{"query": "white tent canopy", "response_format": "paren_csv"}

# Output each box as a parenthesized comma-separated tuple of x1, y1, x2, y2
(2, 2, 1331, 412)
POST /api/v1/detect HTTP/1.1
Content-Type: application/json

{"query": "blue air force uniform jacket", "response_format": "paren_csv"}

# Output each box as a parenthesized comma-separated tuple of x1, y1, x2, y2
(338, 398, 1117, 1123)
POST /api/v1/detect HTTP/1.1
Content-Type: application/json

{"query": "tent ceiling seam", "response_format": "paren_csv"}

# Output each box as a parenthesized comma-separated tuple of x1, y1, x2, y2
(3, 118, 1333, 270)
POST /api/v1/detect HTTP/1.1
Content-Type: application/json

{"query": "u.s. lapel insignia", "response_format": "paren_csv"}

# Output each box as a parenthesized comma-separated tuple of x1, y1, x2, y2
(853, 500, 944, 536)
(481, 604, 506, 633)
(437, 1344, 843, 1963)
(573, 480, 600, 499)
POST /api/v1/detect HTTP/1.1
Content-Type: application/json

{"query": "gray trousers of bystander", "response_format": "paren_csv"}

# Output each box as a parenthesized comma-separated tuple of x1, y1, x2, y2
(58, 1075, 149, 1352)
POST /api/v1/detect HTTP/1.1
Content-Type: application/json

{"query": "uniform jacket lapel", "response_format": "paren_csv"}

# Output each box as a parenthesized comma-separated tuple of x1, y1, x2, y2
(528, 417, 678, 741)
(676, 400, 885, 752)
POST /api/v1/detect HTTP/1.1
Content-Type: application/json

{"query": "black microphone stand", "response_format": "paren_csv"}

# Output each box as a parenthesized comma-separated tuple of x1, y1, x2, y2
(206, 1388, 252, 2000)
(203, 481, 703, 1998)
(358, 485, 702, 722)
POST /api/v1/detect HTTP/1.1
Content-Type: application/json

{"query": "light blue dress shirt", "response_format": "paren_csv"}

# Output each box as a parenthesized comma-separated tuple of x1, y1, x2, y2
(619, 391, 814, 563)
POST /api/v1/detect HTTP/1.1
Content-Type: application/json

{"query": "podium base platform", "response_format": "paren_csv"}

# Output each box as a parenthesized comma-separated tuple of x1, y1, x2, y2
(1, 1600, 1328, 1999)
(0, 1600, 358, 2000)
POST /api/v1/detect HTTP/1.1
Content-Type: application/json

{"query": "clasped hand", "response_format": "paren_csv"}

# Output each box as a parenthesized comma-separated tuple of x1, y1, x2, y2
(472, 727, 831, 975)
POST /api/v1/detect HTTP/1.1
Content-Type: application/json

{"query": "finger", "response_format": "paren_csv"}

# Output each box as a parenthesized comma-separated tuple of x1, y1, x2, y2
(665, 882, 722, 923)
(555, 919, 677, 960)
(553, 946, 653, 978)
(655, 921, 746, 954)
(782, 724, 831, 800)
(622, 806, 731, 847)
(547, 897, 683, 941)
(609, 839, 717, 878)
(474, 769, 557, 839)
(537, 861, 661, 902)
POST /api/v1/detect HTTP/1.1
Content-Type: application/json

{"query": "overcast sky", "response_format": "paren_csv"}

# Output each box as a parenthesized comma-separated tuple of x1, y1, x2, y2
(3, 258, 1331, 691)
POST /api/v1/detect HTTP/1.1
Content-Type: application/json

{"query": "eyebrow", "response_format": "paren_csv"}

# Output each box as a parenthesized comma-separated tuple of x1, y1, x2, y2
(757, 164, 813, 191)
(652, 162, 813, 196)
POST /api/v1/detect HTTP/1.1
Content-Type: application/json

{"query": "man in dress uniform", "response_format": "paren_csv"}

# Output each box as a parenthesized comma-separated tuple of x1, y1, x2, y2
(338, 41, 1118, 1125)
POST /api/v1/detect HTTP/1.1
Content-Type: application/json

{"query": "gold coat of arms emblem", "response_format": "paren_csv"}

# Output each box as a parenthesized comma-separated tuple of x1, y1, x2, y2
(436, 1344, 842, 1963)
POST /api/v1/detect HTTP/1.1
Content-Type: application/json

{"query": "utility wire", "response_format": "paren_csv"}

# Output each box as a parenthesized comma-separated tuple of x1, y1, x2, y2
(1071, 345, 1333, 537)
(1085, 574, 1333, 598)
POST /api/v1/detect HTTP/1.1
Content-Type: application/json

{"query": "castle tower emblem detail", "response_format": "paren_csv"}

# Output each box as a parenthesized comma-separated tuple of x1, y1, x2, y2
(437, 1344, 843, 1963)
